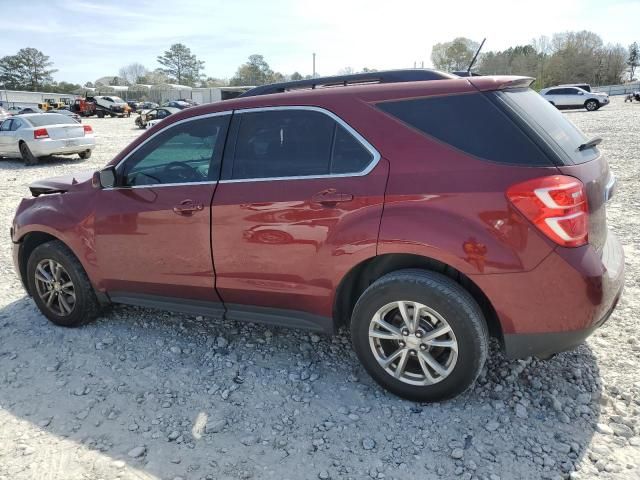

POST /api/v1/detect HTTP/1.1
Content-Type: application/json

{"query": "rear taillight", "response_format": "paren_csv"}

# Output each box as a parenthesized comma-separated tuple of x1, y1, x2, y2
(83, 125, 93, 134)
(33, 128, 49, 139)
(507, 175, 588, 247)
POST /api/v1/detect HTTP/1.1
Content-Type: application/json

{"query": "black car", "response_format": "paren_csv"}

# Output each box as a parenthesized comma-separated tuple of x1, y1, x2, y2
(134, 106, 180, 129)
(162, 100, 191, 109)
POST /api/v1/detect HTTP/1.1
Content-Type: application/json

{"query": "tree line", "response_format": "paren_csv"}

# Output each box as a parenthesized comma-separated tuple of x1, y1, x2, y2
(431, 32, 639, 89)
(2, 32, 638, 94)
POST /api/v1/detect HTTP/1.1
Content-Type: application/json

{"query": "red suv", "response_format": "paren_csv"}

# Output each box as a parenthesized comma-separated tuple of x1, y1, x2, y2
(11, 70, 624, 401)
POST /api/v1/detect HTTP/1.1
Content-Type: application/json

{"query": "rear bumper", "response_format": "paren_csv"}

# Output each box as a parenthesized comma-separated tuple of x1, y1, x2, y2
(474, 229, 625, 359)
(30, 137, 95, 156)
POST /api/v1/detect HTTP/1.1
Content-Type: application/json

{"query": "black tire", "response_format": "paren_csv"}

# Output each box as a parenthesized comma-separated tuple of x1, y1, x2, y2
(26, 240, 100, 327)
(97, 110, 105, 118)
(350, 269, 488, 402)
(20, 142, 38, 166)
(585, 99, 599, 111)
(78, 150, 92, 160)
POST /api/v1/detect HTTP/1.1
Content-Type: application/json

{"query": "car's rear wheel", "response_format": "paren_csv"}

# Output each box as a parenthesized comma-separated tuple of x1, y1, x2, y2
(79, 150, 92, 160)
(20, 142, 38, 166)
(350, 269, 488, 401)
(26, 240, 100, 327)
(585, 99, 599, 111)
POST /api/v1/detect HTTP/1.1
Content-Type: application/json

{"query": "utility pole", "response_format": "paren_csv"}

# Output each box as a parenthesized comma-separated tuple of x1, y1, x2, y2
(312, 53, 316, 78)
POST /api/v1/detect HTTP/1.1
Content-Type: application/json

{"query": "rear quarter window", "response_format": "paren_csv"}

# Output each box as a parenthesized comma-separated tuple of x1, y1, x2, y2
(492, 89, 598, 165)
(377, 93, 553, 166)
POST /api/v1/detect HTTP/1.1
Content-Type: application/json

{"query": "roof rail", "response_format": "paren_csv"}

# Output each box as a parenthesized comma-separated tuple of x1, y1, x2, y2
(238, 69, 456, 97)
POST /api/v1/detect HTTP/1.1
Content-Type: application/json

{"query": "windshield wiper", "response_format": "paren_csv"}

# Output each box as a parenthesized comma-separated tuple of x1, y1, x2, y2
(578, 137, 602, 151)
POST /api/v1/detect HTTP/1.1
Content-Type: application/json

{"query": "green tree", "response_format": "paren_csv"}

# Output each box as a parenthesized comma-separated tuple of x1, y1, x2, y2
(157, 43, 205, 86)
(290, 71, 303, 81)
(627, 42, 639, 81)
(230, 55, 283, 86)
(430, 37, 479, 72)
(0, 47, 56, 91)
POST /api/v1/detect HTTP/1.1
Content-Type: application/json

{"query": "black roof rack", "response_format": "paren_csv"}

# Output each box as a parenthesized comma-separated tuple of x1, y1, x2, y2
(238, 69, 456, 97)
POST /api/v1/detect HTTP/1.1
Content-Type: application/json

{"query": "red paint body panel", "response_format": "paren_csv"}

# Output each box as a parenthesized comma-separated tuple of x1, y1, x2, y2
(211, 160, 389, 317)
(93, 185, 220, 302)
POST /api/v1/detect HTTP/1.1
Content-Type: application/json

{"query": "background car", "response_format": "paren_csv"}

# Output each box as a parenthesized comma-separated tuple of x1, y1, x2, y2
(46, 109, 81, 122)
(139, 101, 159, 110)
(0, 113, 94, 165)
(162, 100, 191, 109)
(17, 107, 45, 115)
(134, 106, 179, 129)
(539, 86, 609, 111)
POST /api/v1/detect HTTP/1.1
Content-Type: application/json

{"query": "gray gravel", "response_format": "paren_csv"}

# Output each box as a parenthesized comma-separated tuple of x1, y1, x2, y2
(0, 98, 639, 479)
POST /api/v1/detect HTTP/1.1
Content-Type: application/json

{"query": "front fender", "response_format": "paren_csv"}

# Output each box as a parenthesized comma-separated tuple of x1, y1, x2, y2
(13, 191, 98, 286)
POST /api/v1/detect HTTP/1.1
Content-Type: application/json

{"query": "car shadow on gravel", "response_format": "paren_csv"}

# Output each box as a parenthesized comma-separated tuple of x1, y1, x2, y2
(0, 155, 87, 170)
(0, 296, 603, 480)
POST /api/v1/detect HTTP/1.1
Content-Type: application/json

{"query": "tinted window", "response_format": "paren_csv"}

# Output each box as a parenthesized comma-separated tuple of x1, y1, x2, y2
(331, 124, 373, 174)
(10, 119, 23, 131)
(377, 93, 552, 166)
(121, 115, 229, 186)
(0, 120, 12, 131)
(232, 110, 335, 179)
(493, 89, 598, 165)
(545, 89, 560, 95)
(26, 114, 77, 127)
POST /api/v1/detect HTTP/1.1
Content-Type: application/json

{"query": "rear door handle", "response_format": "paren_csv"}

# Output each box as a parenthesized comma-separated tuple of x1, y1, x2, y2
(311, 189, 354, 205)
(173, 199, 204, 215)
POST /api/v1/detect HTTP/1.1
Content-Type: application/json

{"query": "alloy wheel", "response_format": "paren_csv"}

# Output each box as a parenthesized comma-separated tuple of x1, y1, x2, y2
(368, 301, 458, 386)
(34, 259, 76, 316)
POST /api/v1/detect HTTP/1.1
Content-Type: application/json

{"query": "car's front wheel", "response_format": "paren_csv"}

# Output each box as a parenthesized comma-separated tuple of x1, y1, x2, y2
(78, 150, 92, 160)
(585, 99, 599, 111)
(350, 269, 488, 401)
(26, 240, 101, 327)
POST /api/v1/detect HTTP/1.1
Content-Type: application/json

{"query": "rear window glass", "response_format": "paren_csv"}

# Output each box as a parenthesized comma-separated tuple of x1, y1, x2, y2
(377, 93, 552, 166)
(493, 89, 598, 164)
(26, 114, 77, 127)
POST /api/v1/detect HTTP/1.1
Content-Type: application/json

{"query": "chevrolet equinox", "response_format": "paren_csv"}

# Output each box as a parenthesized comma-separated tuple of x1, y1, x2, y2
(11, 70, 624, 401)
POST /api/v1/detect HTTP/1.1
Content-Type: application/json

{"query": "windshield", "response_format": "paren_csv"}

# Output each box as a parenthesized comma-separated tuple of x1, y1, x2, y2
(25, 114, 78, 127)
(493, 89, 599, 165)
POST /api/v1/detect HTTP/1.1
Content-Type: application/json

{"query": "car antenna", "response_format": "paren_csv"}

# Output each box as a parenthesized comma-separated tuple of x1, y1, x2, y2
(467, 38, 486, 75)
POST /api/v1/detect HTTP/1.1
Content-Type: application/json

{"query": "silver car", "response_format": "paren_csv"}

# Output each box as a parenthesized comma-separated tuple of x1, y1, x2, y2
(0, 113, 95, 165)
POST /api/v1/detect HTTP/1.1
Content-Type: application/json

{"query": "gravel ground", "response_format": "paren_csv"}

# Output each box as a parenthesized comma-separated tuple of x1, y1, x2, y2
(0, 98, 638, 480)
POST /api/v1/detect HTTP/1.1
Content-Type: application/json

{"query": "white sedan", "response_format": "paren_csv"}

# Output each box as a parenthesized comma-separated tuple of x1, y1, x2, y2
(0, 113, 95, 165)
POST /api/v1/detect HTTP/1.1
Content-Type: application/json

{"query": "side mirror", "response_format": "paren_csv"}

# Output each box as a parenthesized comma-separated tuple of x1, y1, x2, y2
(92, 166, 117, 189)
(577, 91, 584, 95)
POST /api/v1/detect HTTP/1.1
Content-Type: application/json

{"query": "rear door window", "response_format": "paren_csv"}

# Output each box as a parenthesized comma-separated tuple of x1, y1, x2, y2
(228, 108, 375, 180)
(377, 93, 553, 166)
(492, 89, 598, 165)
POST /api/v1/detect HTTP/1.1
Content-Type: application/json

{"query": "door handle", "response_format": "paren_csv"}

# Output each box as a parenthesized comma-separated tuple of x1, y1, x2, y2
(173, 199, 204, 215)
(311, 189, 354, 205)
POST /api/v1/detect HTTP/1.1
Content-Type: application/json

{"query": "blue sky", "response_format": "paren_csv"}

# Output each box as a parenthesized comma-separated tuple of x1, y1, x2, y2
(2, 0, 638, 84)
